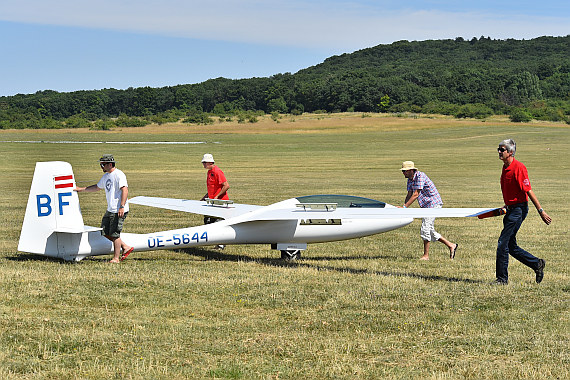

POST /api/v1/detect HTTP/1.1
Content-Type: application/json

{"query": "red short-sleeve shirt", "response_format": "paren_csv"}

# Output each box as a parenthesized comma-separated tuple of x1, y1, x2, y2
(500, 159, 531, 205)
(207, 165, 229, 200)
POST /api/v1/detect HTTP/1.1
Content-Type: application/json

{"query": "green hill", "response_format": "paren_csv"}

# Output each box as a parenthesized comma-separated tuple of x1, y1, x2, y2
(1, 36, 569, 129)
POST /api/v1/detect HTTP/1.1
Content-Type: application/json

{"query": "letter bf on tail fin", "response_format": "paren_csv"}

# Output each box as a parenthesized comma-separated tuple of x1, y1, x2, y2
(18, 161, 110, 261)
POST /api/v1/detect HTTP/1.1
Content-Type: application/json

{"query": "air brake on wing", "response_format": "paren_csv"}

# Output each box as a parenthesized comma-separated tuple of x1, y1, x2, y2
(205, 198, 234, 208)
(295, 202, 341, 225)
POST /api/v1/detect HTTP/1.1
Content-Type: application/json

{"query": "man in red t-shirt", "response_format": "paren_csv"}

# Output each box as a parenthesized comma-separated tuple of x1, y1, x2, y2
(494, 139, 551, 285)
(199, 153, 230, 249)
(200, 153, 230, 201)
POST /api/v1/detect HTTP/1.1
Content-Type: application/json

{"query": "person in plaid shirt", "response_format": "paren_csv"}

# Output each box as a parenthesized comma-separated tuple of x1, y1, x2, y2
(401, 161, 458, 260)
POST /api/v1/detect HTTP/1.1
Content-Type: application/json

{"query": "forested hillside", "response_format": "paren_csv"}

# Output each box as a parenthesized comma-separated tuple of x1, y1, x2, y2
(1, 36, 569, 129)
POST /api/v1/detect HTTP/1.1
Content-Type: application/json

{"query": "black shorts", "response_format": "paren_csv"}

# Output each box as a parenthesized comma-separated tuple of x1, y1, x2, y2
(101, 211, 128, 238)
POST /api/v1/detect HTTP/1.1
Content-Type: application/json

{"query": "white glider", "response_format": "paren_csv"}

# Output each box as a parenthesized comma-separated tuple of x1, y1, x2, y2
(18, 161, 497, 261)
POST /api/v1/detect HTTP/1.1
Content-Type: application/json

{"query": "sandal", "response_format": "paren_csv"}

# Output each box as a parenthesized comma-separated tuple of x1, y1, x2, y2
(120, 247, 134, 261)
(450, 244, 458, 260)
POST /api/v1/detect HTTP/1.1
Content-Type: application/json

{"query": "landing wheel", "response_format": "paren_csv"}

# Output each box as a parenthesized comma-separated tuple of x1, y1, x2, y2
(280, 249, 301, 260)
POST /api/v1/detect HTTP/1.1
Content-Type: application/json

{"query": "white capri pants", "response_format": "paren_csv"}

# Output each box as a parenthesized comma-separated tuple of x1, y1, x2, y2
(420, 205, 442, 242)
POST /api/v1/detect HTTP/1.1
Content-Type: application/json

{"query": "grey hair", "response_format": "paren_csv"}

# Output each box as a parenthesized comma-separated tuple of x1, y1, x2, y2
(499, 139, 516, 156)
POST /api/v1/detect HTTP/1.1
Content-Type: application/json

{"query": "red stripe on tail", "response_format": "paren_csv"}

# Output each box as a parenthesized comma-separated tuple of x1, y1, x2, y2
(55, 175, 73, 181)
(55, 183, 74, 189)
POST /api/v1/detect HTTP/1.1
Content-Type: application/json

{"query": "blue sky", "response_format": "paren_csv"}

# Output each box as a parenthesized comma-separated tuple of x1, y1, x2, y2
(1, 0, 568, 96)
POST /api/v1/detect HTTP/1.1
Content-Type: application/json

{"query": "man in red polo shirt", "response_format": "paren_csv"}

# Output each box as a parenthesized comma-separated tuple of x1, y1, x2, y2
(494, 139, 551, 284)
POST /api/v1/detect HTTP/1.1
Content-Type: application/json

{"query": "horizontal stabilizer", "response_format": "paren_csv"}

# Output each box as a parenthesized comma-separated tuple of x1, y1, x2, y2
(54, 225, 103, 233)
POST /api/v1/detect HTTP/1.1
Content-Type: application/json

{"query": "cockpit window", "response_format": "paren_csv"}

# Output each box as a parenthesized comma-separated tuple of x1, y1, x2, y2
(296, 195, 386, 208)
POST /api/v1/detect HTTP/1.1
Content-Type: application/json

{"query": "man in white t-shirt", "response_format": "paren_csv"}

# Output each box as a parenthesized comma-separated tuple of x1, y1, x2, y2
(75, 154, 133, 263)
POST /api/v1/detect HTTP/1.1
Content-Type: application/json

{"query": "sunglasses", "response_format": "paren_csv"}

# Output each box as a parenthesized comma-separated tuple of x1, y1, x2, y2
(100, 162, 111, 167)
(497, 147, 507, 153)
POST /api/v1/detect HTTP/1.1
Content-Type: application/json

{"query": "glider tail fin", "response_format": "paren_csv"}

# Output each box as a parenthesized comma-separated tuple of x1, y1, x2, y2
(18, 161, 94, 259)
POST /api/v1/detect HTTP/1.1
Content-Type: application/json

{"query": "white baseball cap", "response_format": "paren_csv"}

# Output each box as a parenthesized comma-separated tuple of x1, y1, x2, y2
(201, 153, 215, 163)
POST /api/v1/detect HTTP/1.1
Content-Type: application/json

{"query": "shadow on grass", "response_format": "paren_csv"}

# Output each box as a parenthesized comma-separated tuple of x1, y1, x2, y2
(5, 253, 73, 263)
(6, 253, 122, 264)
(6, 249, 483, 283)
(179, 247, 484, 284)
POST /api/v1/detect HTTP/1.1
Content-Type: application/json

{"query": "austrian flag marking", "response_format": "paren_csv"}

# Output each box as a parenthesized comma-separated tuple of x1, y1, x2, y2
(54, 175, 74, 189)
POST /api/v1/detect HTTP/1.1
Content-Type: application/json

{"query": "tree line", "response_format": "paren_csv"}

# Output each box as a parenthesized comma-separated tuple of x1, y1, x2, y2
(1, 35, 569, 129)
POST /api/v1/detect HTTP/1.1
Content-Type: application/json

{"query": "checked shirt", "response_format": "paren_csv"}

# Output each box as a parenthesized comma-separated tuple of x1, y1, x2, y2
(407, 171, 443, 208)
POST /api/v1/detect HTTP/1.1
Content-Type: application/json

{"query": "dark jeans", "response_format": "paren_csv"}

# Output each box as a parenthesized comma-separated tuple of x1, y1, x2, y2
(496, 203, 539, 282)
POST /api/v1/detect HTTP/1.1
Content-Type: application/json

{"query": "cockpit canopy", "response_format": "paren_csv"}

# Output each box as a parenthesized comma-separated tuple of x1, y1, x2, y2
(296, 195, 386, 208)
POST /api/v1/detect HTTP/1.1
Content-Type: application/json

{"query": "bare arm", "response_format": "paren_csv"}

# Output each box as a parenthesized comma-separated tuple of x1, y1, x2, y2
(118, 186, 128, 217)
(74, 184, 100, 193)
(527, 189, 552, 225)
(216, 181, 230, 199)
(403, 189, 420, 208)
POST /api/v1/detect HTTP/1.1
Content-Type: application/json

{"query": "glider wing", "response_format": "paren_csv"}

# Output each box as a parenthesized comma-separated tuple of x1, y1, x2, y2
(129, 196, 263, 219)
(242, 206, 497, 221)
(130, 195, 495, 221)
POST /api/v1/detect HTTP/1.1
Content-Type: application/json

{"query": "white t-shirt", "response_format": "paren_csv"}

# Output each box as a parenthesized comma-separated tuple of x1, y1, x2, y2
(97, 168, 129, 213)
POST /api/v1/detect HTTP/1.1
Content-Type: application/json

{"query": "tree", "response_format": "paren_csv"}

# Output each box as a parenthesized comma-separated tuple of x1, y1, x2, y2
(509, 108, 532, 122)
(503, 72, 543, 106)
(267, 97, 288, 113)
(378, 94, 390, 112)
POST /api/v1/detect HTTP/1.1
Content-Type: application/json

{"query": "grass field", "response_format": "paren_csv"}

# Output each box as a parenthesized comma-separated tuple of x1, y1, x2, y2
(1, 113, 568, 379)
